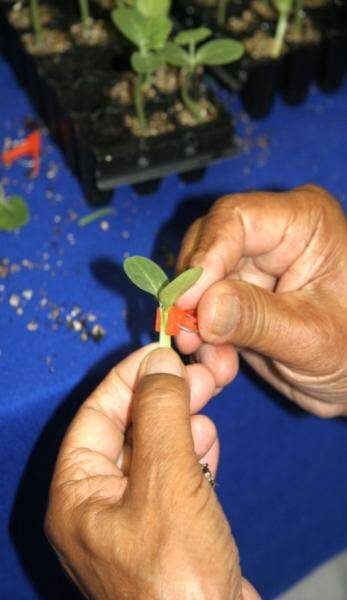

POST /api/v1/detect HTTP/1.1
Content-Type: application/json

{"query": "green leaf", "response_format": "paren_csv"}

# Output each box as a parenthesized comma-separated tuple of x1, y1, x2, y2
(131, 50, 163, 74)
(174, 27, 212, 46)
(163, 42, 190, 67)
(0, 195, 29, 232)
(145, 15, 172, 50)
(196, 39, 244, 66)
(124, 256, 169, 298)
(136, 0, 171, 18)
(159, 267, 203, 308)
(112, 7, 147, 49)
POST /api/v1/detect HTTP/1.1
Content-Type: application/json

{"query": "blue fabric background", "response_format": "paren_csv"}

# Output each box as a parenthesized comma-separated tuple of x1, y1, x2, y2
(0, 53, 346, 600)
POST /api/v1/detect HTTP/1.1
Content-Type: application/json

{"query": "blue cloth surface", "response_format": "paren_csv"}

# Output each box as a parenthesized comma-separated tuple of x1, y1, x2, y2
(0, 53, 347, 600)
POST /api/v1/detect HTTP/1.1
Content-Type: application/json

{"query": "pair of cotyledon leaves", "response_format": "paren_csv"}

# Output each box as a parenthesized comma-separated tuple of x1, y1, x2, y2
(112, 7, 244, 75)
(124, 256, 202, 309)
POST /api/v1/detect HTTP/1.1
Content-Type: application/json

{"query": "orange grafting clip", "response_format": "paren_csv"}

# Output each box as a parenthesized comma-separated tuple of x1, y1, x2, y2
(155, 307, 199, 336)
(2, 130, 42, 177)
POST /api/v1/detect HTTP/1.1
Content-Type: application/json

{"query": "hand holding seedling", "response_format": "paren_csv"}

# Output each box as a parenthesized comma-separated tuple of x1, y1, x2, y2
(176, 185, 347, 418)
(124, 256, 202, 347)
(45, 345, 260, 599)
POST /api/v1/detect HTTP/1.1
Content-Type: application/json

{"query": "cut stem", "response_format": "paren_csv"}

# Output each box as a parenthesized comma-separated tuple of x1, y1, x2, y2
(181, 70, 203, 122)
(30, 0, 43, 44)
(134, 74, 147, 133)
(272, 11, 288, 58)
(79, 0, 91, 31)
(159, 307, 171, 348)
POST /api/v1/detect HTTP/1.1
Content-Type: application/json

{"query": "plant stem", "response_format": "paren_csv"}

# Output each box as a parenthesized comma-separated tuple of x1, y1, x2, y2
(159, 307, 171, 348)
(181, 69, 203, 122)
(217, 0, 229, 27)
(79, 0, 91, 31)
(30, 0, 43, 44)
(272, 11, 288, 58)
(134, 74, 147, 133)
(294, 0, 303, 36)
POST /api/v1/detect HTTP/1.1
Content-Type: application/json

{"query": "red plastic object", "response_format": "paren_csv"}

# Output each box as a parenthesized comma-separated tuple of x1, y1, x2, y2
(2, 130, 42, 176)
(155, 307, 198, 336)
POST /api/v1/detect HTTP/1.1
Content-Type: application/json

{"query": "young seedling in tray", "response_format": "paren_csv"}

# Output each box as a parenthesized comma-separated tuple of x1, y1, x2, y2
(0, 186, 29, 232)
(112, 3, 172, 133)
(164, 27, 244, 121)
(124, 256, 202, 348)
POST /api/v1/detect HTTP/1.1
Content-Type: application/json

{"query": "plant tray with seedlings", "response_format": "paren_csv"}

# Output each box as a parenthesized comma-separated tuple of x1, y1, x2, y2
(0, 0, 244, 204)
(175, 0, 347, 117)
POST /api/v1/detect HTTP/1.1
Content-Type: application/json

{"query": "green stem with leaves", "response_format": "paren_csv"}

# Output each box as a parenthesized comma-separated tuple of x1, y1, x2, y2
(79, 0, 91, 31)
(159, 307, 171, 348)
(272, 10, 288, 58)
(134, 74, 147, 133)
(30, 0, 43, 44)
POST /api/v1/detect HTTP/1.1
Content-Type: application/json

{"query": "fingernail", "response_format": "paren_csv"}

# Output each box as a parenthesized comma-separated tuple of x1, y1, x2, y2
(140, 348, 185, 378)
(211, 294, 240, 337)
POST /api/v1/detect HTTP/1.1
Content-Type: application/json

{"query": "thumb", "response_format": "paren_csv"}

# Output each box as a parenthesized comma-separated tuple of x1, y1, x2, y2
(198, 280, 322, 367)
(128, 348, 201, 502)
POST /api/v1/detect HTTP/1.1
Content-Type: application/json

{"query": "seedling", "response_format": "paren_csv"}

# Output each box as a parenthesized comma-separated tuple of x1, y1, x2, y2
(123, 256, 202, 348)
(164, 28, 244, 121)
(272, 0, 294, 58)
(30, 0, 43, 44)
(0, 186, 29, 232)
(112, 6, 172, 132)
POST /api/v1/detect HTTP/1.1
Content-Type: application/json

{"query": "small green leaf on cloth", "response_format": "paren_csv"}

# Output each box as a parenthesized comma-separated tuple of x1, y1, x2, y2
(0, 194, 30, 232)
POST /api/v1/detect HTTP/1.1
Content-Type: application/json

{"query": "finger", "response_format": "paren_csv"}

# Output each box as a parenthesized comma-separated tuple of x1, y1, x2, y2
(195, 343, 239, 389)
(128, 348, 203, 501)
(175, 329, 202, 355)
(187, 362, 217, 412)
(176, 218, 204, 274)
(190, 415, 218, 468)
(242, 350, 347, 418)
(53, 344, 159, 484)
(198, 279, 324, 369)
(200, 438, 219, 479)
(118, 414, 219, 476)
(176, 189, 326, 309)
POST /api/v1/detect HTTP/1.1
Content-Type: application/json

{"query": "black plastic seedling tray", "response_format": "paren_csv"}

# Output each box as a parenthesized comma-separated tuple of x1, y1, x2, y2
(175, 0, 347, 118)
(0, 1, 237, 204)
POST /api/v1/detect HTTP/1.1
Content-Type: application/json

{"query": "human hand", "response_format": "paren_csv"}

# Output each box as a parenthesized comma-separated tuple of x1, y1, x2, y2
(45, 345, 259, 600)
(176, 185, 347, 418)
